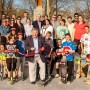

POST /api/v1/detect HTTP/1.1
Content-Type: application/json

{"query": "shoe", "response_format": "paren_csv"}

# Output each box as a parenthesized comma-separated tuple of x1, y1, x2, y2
(31, 82, 35, 84)
(67, 81, 71, 84)
(55, 74, 59, 78)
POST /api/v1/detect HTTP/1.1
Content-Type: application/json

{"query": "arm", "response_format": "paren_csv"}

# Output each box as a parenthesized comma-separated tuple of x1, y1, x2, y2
(81, 42, 84, 54)
(72, 27, 76, 41)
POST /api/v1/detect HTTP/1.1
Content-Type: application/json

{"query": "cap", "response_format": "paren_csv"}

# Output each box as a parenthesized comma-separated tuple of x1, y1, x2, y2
(11, 28, 16, 31)
(18, 32, 23, 35)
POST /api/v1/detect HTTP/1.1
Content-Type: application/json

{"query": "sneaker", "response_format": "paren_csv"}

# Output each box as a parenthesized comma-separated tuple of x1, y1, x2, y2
(55, 74, 59, 78)
(31, 82, 35, 84)
(67, 81, 71, 84)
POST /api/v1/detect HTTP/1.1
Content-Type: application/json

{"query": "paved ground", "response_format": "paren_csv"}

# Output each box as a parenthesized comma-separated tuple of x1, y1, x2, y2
(0, 65, 90, 90)
(0, 77, 90, 90)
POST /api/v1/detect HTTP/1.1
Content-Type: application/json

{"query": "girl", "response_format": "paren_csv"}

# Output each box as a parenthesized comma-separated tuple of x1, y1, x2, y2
(0, 44, 7, 80)
(6, 36, 18, 83)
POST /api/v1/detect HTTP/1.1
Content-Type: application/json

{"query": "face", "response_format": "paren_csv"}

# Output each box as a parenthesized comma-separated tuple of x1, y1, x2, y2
(5, 19, 10, 25)
(52, 15, 56, 21)
(2, 15, 6, 19)
(57, 42, 62, 46)
(65, 35, 71, 41)
(37, 15, 41, 21)
(11, 19, 15, 24)
(10, 37, 14, 42)
(45, 20, 49, 25)
(18, 35, 23, 39)
(85, 27, 90, 33)
(58, 16, 62, 21)
(0, 45, 4, 51)
(12, 15, 16, 19)
(60, 20, 65, 26)
(27, 19, 31, 24)
(32, 30, 38, 38)
(24, 13, 28, 18)
(11, 30, 16, 35)
(46, 33, 51, 38)
(2, 21, 6, 26)
(67, 18, 72, 23)
(78, 16, 83, 22)
(74, 15, 79, 20)
(44, 15, 48, 20)
(17, 18, 21, 23)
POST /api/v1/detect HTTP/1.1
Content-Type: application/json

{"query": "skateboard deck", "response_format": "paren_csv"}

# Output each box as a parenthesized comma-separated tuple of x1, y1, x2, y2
(87, 64, 90, 79)
(36, 80, 45, 87)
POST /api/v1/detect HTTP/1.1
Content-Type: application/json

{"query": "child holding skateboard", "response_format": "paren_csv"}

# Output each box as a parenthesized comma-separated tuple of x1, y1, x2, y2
(55, 39, 62, 78)
(62, 33, 76, 84)
(44, 31, 54, 77)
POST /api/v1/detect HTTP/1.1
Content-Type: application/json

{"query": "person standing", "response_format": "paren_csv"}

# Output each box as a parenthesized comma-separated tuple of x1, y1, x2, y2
(32, 14, 44, 33)
(62, 33, 76, 84)
(14, 16, 25, 38)
(41, 19, 53, 40)
(21, 12, 28, 25)
(67, 16, 74, 41)
(25, 28, 45, 84)
(24, 18, 33, 37)
(73, 15, 88, 54)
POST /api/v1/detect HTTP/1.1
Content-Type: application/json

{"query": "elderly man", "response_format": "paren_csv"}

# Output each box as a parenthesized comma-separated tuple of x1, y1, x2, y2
(25, 28, 45, 84)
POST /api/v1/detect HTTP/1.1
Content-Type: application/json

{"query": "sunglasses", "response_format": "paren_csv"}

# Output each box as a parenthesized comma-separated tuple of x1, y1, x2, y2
(53, 17, 56, 18)
(11, 19, 14, 21)
(17, 18, 21, 20)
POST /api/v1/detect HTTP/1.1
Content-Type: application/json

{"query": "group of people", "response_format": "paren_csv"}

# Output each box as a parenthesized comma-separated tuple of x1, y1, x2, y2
(0, 11, 90, 85)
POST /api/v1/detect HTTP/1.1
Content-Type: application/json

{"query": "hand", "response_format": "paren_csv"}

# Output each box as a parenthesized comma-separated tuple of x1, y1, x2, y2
(30, 47, 35, 51)
(40, 47, 45, 51)
(68, 50, 72, 53)
(48, 54, 50, 57)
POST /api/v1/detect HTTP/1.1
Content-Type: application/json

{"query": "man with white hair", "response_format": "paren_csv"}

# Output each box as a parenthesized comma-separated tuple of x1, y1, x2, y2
(25, 28, 45, 84)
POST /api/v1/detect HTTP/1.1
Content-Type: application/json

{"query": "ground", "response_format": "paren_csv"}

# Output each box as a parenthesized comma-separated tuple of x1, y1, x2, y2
(0, 78, 90, 90)
(0, 65, 90, 90)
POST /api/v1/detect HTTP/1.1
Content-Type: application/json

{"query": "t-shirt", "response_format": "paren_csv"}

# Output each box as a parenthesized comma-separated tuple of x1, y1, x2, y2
(80, 33, 90, 54)
(16, 40, 25, 57)
(6, 42, 17, 58)
(62, 41, 76, 61)
(56, 26, 69, 39)
(67, 23, 74, 40)
(74, 22, 87, 40)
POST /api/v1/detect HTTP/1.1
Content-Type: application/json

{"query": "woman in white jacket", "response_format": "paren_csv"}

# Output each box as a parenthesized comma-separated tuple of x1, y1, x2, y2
(41, 19, 53, 40)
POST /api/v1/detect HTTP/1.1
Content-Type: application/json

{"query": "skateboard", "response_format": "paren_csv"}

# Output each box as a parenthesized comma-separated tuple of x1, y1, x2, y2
(36, 80, 45, 87)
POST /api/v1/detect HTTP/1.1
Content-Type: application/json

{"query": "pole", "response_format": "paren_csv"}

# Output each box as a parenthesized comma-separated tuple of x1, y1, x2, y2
(47, 0, 50, 18)
(56, 0, 57, 19)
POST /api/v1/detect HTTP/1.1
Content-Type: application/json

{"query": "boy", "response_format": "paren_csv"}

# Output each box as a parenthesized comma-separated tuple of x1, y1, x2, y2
(80, 26, 90, 83)
(62, 33, 76, 84)
(16, 33, 26, 80)
(55, 39, 62, 78)
(44, 31, 54, 77)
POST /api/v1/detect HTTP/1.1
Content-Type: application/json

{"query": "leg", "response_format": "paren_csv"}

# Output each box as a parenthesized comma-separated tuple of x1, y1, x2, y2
(37, 57, 45, 81)
(28, 61, 36, 82)
(21, 57, 25, 77)
(67, 61, 74, 82)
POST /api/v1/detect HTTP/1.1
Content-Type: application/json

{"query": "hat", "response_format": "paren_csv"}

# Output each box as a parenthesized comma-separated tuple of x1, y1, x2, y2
(18, 32, 23, 35)
(11, 28, 16, 31)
